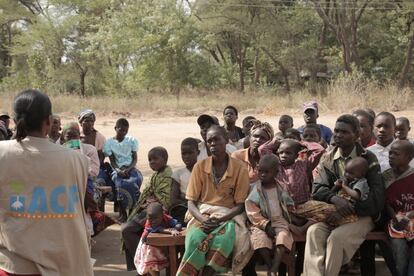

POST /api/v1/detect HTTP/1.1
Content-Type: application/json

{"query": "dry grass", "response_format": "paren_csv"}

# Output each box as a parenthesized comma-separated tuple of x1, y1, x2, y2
(1, 77, 413, 117)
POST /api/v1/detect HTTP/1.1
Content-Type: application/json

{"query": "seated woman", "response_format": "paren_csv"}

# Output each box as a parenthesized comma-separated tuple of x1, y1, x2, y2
(78, 109, 106, 161)
(78, 109, 110, 210)
(103, 118, 143, 222)
(232, 120, 274, 186)
(61, 122, 116, 236)
(177, 125, 252, 276)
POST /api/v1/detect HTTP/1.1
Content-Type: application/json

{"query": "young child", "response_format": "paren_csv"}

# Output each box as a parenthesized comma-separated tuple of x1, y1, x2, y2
(237, 116, 256, 149)
(223, 105, 245, 143)
(103, 118, 143, 222)
(395, 117, 413, 143)
(384, 140, 414, 276)
(170, 138, 199, 225)
(293, 157, 370, 228)
(284, 128, 301, 141)
(129, 147, 172, 221)
(245, 154, 294, 275)
(275, 115, 293, 140)
(302, 123, 328, 148)
(122, 147, 173, 271)
(134, 202, 182, 276)
(48, 114, 61, 143)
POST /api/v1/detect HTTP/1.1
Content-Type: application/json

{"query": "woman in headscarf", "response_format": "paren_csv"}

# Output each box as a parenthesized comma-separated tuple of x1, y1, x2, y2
(231, 120, 274, 186)
(78, 109, 112, 210)
(78, 109, 106, 162)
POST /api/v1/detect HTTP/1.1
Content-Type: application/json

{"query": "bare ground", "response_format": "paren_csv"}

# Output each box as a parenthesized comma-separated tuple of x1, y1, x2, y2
(85, 112, 410, 276)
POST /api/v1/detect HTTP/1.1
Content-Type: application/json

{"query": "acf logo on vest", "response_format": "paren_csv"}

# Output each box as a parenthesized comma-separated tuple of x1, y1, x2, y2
(9, 180, 80, 218)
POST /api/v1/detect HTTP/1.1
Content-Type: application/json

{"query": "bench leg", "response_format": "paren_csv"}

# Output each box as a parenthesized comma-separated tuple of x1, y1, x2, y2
(168, 245, 178, 276)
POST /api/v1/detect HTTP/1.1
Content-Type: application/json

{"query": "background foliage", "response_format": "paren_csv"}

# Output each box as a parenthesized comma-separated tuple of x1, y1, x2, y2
(1, 0, 413, 96)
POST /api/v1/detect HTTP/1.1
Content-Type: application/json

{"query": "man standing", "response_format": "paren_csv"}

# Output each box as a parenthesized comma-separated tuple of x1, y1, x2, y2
(303, 114, 384, 276)
(297, 101, 332, 144)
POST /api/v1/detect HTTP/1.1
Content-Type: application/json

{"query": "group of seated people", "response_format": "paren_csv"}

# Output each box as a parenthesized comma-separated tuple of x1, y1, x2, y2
(1, 90, 414, 276)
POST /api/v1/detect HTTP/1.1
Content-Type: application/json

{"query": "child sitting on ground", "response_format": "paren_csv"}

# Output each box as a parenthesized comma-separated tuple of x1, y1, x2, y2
(134, 202, 182, 276)
(396, 117, 414, 143)
(275, 115, 294, 140)
(293, 157, 370, 228)
(170, 138, 199, 225)
(245, 154, 294, 275)
(103, 118, 143, 222)
(302, 123, 328, 148)
(384, 140, 414, 276)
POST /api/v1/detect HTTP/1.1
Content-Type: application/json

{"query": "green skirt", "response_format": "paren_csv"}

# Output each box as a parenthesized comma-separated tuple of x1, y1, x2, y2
(177, 221, 236, 275)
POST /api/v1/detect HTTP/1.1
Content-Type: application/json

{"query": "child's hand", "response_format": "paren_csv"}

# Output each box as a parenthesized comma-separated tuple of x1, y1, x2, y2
(175, 223, 183, 231)
(170, 229, 181, 236)
(393, 216, 410, 231)
(326, 211, 342, 225)
(334, 179, 343, 189)
(406, 211, 414, 219)
(265, 223, 276, 239)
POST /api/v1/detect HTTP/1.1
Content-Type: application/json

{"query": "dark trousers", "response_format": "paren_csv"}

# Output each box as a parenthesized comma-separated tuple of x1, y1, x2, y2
(360, 240, 397, 275)
(169, 205, 188, 226)
(121, 210, 146, 271)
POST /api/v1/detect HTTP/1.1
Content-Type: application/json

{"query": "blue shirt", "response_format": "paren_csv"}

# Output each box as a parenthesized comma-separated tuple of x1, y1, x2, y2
(298, 124, 333, 144)
(103, 136, 138, 168)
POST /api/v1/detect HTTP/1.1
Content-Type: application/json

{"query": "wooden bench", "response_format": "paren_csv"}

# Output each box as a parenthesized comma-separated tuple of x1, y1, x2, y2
(282, 231, 389, 276)
(147, 229, 388, 276)
(146, 232, 186, 276)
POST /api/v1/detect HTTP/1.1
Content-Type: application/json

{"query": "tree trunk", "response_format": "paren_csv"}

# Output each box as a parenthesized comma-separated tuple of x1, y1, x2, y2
(239, 56, 245, 92)
(399, 31, 414, 88)
(253, 49, 260, 86)
(80, 69, 87, 97)
(261, 47, 290, 92)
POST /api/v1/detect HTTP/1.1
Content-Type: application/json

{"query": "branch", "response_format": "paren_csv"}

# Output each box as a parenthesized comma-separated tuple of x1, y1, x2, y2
(356, 0, 370, 22)
(308, 0, 337, 34)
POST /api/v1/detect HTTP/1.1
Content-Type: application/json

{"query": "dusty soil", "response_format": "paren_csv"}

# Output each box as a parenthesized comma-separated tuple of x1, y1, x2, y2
(83, 111, 407, 276)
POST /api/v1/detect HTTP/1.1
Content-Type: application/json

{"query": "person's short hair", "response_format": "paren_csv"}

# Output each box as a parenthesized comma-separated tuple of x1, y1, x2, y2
(376, 112, 396, 126)
(279, 115, 293, 124)
(242, 116, 256, 126)
(197, 114, 219, 126)
(206, 125, 229, 141)
(181, 137, 199, 150)
(284, 128, 301, 140)
(223, 105, 238, 116)
(303, 123, 321, 137)
(115, 118, 129, 128)
(280, 139, 302, 154)
(149, 146, 169, 162)
(352, 109, 374, 127)
(336, 114, 360, 135)
(62, 122, 80, 135)
(396, 117, 410, 128)
(364, 108, 376, 119)
(259, 153, 280, 170)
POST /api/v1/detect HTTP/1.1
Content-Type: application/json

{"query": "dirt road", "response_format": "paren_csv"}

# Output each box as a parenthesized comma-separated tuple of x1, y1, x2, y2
(85, 112, 404, 276)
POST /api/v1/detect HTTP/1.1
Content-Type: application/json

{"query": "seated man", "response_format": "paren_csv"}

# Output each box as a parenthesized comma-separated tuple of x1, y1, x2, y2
(303, 114, 384, 276)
